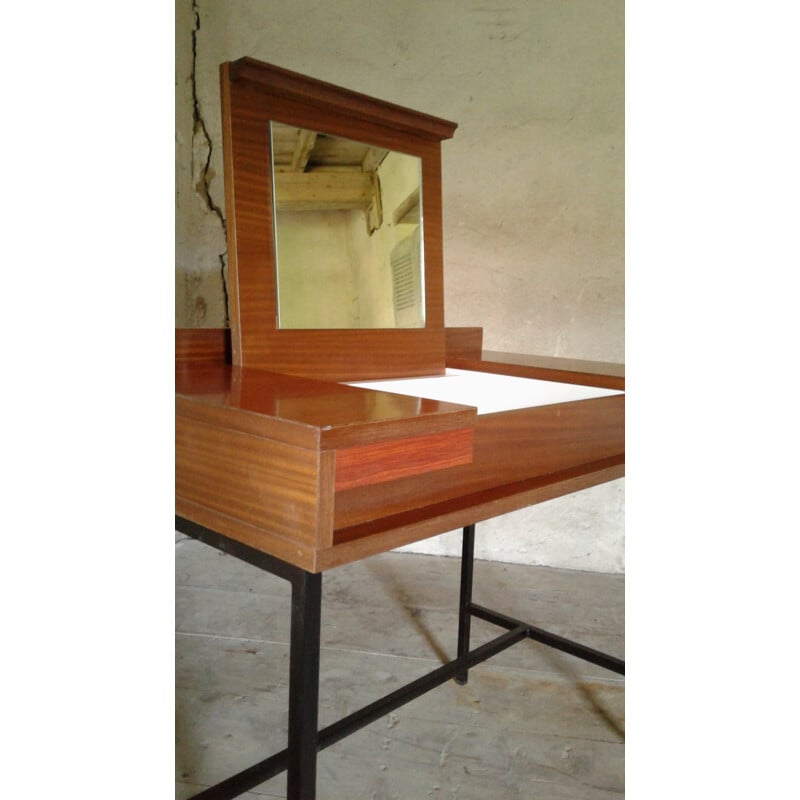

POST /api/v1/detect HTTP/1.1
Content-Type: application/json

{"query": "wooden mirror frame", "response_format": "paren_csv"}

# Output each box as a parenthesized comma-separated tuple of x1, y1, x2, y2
(220, 57, 458, 380)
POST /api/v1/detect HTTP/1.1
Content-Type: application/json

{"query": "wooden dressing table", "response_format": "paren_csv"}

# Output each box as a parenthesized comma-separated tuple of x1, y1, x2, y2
(176, 57, 624, 799)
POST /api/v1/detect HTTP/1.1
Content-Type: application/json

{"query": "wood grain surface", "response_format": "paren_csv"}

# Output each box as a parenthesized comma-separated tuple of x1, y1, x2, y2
(335, 427, 473, 491)
(444, 327, 484, 359)
(321, 458, 624, 570)
(176, 363, 476, 450)
(175, 328, 231, 364)
(220, 57, 455, 378)
(176, 415, 331, 551)
(449, 351, 625, 390)
(175, 336, 624, 571)
(332, 395, 625, 532)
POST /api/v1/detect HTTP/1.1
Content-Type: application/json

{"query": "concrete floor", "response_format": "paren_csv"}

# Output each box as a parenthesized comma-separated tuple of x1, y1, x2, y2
(176, 534, 624, 799)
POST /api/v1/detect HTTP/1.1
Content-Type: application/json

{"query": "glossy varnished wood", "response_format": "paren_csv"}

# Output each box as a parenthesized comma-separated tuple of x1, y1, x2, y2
(176, 416, 333, 555)
(175, 347, 623, 571)
(228, 58, 458, 141)
(171, 328, 621, 388)
(220, 70, 275, 365)
(176, 363, 475, 451)
(335, 427, 473, 491)
(176, 360, 477, 571)
(332, 394, 625, 532)
(174, 327, 231, 364)
(321, 458, 624, 570)
(444, 327, 484, 359)
(220, 58, 457, 378)
(231, 328, 448, 382)
(449, 350, 625, 390)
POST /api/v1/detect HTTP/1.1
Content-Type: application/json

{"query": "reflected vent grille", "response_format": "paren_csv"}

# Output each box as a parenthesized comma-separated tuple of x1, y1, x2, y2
(391, 243, 416, 311)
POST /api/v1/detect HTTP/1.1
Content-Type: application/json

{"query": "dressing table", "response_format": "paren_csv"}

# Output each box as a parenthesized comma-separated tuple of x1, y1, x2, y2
(176, 57, 624, 799)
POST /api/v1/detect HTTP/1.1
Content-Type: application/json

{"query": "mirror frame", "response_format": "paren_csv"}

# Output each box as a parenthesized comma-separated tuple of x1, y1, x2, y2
(220, 57, 457, 380)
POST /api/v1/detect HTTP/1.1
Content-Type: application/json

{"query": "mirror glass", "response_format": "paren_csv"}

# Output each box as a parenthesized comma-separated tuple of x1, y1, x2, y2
(270, 122, 425, 329)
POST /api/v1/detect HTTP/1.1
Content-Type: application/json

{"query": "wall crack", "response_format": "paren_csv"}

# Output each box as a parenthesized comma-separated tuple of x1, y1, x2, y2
(191, 0, 229, 325)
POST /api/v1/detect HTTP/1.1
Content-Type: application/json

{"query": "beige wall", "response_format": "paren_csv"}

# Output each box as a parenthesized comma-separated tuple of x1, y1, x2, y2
(175, 0, 625, 572)
(275, 210, 360, 328)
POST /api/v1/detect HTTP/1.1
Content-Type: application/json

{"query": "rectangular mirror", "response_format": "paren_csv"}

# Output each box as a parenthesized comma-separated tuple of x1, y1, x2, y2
(270, 122, 425, 329)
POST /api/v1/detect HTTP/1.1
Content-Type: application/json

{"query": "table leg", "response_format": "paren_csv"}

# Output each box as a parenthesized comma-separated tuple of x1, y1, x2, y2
(287, 570, 322, 800)
(176, 515, 622, 799)
(455, 524, 475, 685)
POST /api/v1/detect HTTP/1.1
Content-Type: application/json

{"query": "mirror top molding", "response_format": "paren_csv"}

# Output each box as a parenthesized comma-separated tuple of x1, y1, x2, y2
(227, 57, 458, 143)
(220, 57, 459, 380)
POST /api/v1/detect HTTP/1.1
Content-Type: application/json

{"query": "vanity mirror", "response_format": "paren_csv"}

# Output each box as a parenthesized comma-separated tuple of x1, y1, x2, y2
(219, 57, 457, 379)
(270, 122, 425, 329)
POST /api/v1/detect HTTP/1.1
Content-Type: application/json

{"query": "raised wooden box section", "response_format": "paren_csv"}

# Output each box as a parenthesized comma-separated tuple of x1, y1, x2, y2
(175, 329, 623, 572)
(176, 354, 475, 571)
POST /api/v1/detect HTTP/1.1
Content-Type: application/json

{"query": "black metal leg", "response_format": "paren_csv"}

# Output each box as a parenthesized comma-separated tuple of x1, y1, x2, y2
(455, 524, 475, 685)
(287, 570, 322, 800)
(177, 515, 623, 799)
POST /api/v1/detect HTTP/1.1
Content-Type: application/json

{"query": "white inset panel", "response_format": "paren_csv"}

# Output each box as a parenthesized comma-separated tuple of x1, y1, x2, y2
(346, 368, 622, 415)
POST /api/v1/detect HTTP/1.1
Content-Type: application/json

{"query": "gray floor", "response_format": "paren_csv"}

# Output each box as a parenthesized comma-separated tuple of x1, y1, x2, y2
(176, 533, 624, 799)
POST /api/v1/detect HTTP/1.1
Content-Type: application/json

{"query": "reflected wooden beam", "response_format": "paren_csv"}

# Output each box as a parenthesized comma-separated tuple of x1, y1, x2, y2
(365, 171, 383, 233)
(291, 129, 318, 172)
(393, 187, 420, 225)
(274, 171, 373, 211)
(361, 147, 389, 172)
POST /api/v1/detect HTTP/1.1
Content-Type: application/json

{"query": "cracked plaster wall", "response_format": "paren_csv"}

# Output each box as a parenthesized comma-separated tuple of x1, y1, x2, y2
(174, 0, 625, 573)
(175, 0, 228, 327)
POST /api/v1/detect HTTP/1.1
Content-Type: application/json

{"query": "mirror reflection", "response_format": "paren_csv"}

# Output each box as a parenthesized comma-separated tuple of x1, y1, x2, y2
(270, 122, 425, 329)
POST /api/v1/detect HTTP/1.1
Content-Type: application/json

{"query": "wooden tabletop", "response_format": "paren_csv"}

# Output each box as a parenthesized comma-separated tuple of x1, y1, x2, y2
(176, 362, 475, 450)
